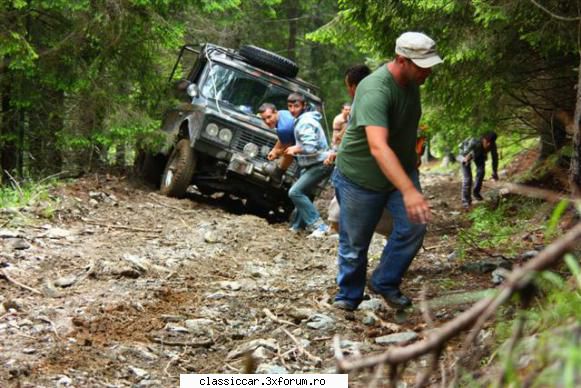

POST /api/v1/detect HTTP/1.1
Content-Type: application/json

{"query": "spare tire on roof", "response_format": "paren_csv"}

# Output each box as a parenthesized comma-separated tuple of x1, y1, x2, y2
(239, 45, 299, 78)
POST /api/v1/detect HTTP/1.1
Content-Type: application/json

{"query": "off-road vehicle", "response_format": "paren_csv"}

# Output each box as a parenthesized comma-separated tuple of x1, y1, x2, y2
(141, 43, 328, 217)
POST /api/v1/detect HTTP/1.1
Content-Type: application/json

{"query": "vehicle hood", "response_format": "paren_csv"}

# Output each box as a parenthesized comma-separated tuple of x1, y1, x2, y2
(203, 98, 274, 134)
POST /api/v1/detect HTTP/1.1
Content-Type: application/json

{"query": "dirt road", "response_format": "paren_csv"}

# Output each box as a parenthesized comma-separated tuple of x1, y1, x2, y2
(1, 172, 494, 387)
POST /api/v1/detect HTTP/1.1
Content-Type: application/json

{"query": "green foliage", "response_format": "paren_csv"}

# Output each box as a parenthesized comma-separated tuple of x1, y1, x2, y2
(0, 178, 57, 211)
(492, 260, 581, 386)
(460, 197, 545, 255)
(310, 0, 579, 154)
(1, 0, 360, 177)
(546, 199, 570, 237)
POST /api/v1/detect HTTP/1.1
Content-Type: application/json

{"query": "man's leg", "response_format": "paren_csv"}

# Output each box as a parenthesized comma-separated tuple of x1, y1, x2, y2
(333, 169, 387, 308)
(370, 170, 427, 307)
(473, 163, 485, 200)
(288, 163, 332, 228)
(461, 163, 473, 207)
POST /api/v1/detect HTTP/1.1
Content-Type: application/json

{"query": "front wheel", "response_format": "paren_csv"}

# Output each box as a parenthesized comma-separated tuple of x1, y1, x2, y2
(160, 139, 196, 198)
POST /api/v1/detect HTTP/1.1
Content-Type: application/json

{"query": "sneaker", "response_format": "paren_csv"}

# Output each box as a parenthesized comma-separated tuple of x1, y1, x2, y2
(473, 193, 484, 201)
(368, 283, 412, 309)
(307, 223, 329, 238)
(288, 226, 301, 234)
(333, 300, 356, 312)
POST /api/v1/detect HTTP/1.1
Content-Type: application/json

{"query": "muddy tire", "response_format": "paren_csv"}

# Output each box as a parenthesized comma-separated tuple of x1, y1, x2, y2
(239, 45, 299, 78)
(160, 139, 196, 198)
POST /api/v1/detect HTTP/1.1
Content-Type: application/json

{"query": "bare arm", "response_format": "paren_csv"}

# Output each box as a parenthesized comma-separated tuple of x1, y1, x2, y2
(267, 140, 285, 160)
(366, 125, 431, 224)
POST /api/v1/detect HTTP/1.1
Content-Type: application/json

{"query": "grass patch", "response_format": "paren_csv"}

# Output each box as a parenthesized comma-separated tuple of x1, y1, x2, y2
(458, 197, 546, 257)
(489, 258, 581, 386)
(434, 277, 462, 291)
(0, 178, 60, 223)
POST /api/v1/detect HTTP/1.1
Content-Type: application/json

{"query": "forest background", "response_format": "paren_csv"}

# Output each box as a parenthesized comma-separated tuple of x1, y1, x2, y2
(1, 1, 580, 385)
(1, 0, 580, 189)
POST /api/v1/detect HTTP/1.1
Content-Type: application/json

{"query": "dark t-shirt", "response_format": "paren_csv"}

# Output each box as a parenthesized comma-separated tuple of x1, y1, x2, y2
(336, 65, 421, 192)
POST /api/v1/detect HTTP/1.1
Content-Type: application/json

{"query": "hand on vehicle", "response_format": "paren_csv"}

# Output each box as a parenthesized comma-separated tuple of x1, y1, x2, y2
(402, 189, 431, 224)
(324, 152, 337, 166)
(267, 149, 281, 161)
(284, 145, 302, 156)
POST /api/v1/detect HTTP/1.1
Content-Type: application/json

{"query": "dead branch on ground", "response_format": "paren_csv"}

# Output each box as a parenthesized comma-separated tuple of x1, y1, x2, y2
(334, 222, 581, 385)
(499, 182, 581, 205)
(262, 308, 298, 326)
(0, 269, 43, 295)
(81, 218, 161, 233)
(282, 328, 322, 365)
(147, 335, 214, 348)
(147, 193, 199, 214)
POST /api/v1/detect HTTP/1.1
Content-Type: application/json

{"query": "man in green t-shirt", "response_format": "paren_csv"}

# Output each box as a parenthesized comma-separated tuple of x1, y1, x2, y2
(332, 32, 442, 312)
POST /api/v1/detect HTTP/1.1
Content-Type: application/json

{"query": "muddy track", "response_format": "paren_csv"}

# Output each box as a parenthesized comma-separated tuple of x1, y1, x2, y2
(1, 172, 497, 387)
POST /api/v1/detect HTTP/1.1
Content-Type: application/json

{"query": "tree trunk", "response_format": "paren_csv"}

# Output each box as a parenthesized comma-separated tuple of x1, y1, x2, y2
(0, 71, 18, 185)
(287, 1, 299, 61)
(28, 90, 65, 177)
(570, 53, 581, 197)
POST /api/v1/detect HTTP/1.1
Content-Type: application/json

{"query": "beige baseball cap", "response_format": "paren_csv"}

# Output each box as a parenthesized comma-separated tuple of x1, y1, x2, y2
(395, 32, 443, 69)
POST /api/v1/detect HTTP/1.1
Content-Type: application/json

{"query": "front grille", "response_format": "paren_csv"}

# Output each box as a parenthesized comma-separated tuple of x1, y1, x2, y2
(232, 129, 299, 176)
(233, 129, 276, 163)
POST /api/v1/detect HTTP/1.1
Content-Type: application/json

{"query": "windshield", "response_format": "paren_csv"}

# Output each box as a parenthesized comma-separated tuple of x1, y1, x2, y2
(200, 63, 320, 116)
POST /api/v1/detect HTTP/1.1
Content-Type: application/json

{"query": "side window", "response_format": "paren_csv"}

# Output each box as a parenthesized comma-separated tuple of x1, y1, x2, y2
(261, 85, 291, 112)
(168, 45, 200, 84)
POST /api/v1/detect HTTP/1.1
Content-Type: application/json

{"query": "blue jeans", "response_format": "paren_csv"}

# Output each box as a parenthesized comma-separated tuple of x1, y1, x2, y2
(333, 169, 426, 308)
(289, 163, 332, 230)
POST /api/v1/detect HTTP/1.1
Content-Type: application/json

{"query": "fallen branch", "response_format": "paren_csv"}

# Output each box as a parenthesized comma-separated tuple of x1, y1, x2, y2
(263, 308, 297, 327)
(335, 222, 581, 375)
(0, 269, 43, 295)
(148, 193, 198, 214)
(38, 316, 62, 340)
(498, 182, 580, 205)
(275, 344, 290, 370)
(368, 363, 385, 388)
(282, 328, 322, 364)
(148, 335, 214, 348)
(164, 346, 189, 377)
(73, 260, 96, 287)
(423, 243, 450, 251)
(81, 218, 161, 233)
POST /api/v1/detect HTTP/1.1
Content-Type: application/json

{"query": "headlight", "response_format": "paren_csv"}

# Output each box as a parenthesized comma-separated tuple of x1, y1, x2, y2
(243, 143, 259, 158)
(219, 128, 233, 143)
(205, 123, 219, 137)
(186, 83, 199, 98)
(260, 145, 271, 157)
